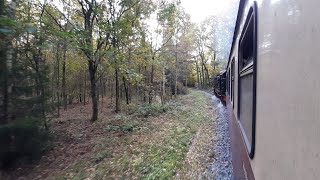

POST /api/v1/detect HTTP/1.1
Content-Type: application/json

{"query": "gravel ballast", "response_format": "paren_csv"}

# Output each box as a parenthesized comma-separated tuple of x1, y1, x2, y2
(205, 92, 233, 180)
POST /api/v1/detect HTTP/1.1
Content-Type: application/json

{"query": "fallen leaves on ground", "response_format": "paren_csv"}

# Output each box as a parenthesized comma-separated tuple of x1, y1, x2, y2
(1, 90, 216, 180)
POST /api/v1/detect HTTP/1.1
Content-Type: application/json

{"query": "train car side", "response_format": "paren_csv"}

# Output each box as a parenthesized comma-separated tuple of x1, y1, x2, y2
(226, 0, 320, 179)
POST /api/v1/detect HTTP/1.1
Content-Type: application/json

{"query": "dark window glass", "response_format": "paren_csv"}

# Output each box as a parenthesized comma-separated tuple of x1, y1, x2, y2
(240, 15, 254, 70)
(229, 70, 231, 94)
(231, 59, 235, 103)
(239, 74, 253, 147)
(226, 71, 229, 94)
(237, 3, 257, 159)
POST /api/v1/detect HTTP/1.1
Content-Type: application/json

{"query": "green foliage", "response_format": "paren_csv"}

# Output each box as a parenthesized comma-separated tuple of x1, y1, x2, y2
(0, 16, 38, 39)
(0, 0, 219, 177)
(105, 124, 140, 133)
(176, 82, 188, 95)
(157, 2, 177, 24)
(135, 133, 191, 180)
(108, 90, 210, 179)
(94, 150, 111, 163)
(130, 104, 171, 118)
(0, 119, 51, 169)
(50, 90, 213, 179)
(104, 114, 141, 133)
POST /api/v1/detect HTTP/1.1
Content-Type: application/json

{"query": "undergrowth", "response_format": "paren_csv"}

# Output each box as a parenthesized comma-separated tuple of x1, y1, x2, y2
(130, 104, 171, 118)
(55, 90, 215, 180)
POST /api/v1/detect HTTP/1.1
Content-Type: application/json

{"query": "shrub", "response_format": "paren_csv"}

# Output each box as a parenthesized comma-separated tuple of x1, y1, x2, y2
(177, 82, 188, 95)
(105, 124, 140, 133)
(0, 118, 50, 169)
(94, 150, 111, 163)
(170, 82, 188, 95)
(132, 104, 170, 118)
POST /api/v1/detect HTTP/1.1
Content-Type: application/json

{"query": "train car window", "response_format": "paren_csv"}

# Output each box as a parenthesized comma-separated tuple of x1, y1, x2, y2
(237, 2, 257, 159)
(228, 70, 231, 94)
(231, 59, 235, 104)
(226, 70, 229, 94)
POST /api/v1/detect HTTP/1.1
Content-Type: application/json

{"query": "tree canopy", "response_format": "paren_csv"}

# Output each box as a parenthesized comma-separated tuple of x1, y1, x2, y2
(0, 0, 225, 169)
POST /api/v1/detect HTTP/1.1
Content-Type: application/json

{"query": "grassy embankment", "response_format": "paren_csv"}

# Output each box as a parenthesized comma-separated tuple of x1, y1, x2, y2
(48, 90, 216, 179)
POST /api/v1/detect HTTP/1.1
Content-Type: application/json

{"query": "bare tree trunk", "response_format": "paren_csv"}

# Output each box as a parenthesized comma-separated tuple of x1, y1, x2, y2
(40, 67, 47, 128)
(56, 43, 60, 116)
(199, 68, 203, 88)
(0, 37, 9, 123)
(204, 64, 210, 87)
(123, 76, 129, 105)
(0, 0, 7, 124)
(88, 61, 98, 121)
(137, 65, 141, 98)
(149, 62, 154, 104)
(0, 47, 13, 124)
(34, 50, 47, 129)
(120, 83, 123, 99)
(185, 77, 187, 87)
(161, 67, 166, 105)
(100, 75, 104, 112)
(115, 67, 120, 112)
(37, 3, 48, 129)
(110, 78, 113, 105)
(83, 70, 86, 105)
(78, 0, 101, 121)
(128, 83, 131, 104)
(195, 59, 200, 89)
(0, 0, 16, 124)
(79, 82, 82, 103)
(0, 44, 9, 124)
(51, 66, 55, 110)
(201, 63, 205, 88)
(62, 41, 67, 110)
(143, 65, 147, 103)
(174, 43, 178, 98)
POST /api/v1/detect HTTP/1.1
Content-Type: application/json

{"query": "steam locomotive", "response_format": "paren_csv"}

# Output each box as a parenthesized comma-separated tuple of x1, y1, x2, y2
(213, 71, 226, 102)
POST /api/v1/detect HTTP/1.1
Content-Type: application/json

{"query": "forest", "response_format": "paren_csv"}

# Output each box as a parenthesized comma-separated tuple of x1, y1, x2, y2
(0, 0, 225, 179)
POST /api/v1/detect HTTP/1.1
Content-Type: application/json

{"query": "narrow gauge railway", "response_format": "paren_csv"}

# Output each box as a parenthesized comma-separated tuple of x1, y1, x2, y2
(214, 0, 320, 179)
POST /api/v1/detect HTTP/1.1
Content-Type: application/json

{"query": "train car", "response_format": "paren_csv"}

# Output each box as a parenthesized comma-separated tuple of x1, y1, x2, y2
(226, 0, 320, 179)
(213, 71, 227, 102)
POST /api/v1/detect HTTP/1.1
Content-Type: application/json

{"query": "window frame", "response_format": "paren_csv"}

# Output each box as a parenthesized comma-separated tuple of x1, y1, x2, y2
(226, 70, 229, 95)
(229, 69, 231, 95)
(237, 2, 258, 159)
(231, 58, 235, 107)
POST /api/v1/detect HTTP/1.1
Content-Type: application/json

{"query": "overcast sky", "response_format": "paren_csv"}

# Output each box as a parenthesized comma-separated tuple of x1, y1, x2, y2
(180, 0, 239, 23)
(180, 0, 239, 63)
